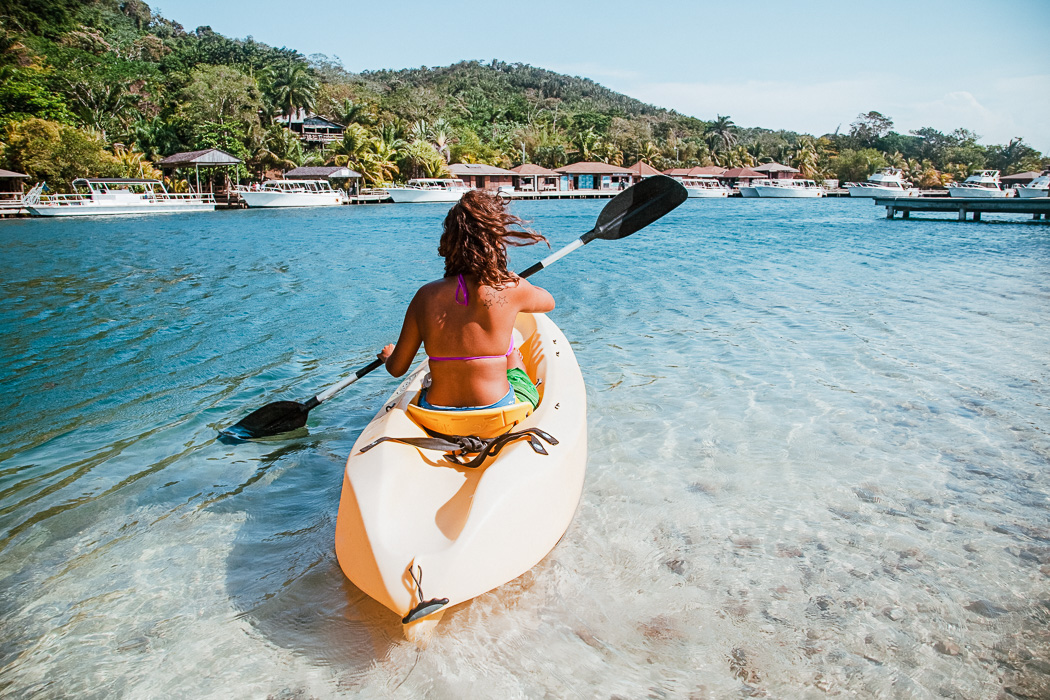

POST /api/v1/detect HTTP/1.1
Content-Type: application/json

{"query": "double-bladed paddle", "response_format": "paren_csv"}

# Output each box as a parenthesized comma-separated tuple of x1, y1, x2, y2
(220, 175, 687, 440)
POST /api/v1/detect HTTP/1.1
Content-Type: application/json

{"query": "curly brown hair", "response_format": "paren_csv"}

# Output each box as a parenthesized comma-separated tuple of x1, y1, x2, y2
(439, 189, 549, 288)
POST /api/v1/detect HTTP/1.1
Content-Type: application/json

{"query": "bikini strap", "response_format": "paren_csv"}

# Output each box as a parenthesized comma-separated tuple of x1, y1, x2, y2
(455, 274, 469, 306)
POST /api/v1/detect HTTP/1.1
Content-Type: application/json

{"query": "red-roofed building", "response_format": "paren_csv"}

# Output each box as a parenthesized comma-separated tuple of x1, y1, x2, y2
(664, 166, 726, 179)
(511, 163, 561, 192)
(752, 162, 800, 180)
(554, 162, 633, 190)
(449, 163, 516, 191)
(627, 161, 662, 178)
(719, 167, 765, 188)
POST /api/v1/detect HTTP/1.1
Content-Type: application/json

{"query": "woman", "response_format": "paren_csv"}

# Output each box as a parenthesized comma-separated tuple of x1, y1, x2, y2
(379, 190, 555, 410)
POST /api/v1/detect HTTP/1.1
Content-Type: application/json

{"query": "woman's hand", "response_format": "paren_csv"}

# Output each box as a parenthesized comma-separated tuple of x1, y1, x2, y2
(378, 344, 395, 363)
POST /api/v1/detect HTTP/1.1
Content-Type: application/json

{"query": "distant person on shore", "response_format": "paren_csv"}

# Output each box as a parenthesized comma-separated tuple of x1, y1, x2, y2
(379, 190, 553, 410)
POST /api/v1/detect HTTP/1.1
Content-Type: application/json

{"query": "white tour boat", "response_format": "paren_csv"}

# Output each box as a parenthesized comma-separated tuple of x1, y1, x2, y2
(383, 178, 470, 203)
(948, 170, 1009, 198)
(23, 178, 215, 217)
(236, 179, 348, 208)
(1015, 170, 1050, 199)
(680, 177, 730, 198)
(752, 179, 826, 198)
(739, 179, 771, 198)
(845, 168, 920, 198)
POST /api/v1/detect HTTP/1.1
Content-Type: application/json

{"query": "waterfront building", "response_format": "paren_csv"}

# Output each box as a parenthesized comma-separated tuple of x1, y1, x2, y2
(752, 162, 800, 180)
(663, 166, 726, 179)
(0, 169, 28, 215)
(275, 109, 346, 145)
(718, 167, 766, 189)
(449, 163, 516, 192)
(158, 148, 243, 196)
(554, 162, 633, 191)
(627, 161, 663, 179)
(511, 164, 561, 191)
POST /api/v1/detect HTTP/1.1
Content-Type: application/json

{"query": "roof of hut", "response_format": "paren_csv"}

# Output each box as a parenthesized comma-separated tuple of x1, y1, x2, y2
(284, 166, 361, 179)
(511, 163, 560, 176)
(554, 162, 632, 174)
(449, 163, 517, 176)
(157, 148, 242, 166)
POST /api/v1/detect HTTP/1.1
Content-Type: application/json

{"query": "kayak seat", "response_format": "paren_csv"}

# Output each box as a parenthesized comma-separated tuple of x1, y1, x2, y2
(405, 394, 532, 439)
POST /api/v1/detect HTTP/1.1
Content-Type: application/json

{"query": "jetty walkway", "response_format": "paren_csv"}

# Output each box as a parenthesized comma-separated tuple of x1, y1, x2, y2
(876, 197, 1050, 221)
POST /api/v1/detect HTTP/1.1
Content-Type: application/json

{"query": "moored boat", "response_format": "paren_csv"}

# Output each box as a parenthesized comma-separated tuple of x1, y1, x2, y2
(384, 178, 471, 203)
(1015, 170, 1050, 199)
(948, 170, 1009, 198)
(23, 178, 215, 216)
(235, 179, 347, 207)
(739, 179, 771, 198)
(335, 312, 587, 638)
(752, 179, 826, 198)
(845, 168, 919, 198)
(680, 176, 730, 198)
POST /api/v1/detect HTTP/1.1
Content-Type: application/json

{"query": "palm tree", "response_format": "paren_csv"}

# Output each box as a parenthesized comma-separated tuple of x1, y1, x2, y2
(328, 123, 372, 170)
(267, 62, 318, 126)
(708, 115, 738, 153)
(790, 138, 819, 178)
(333, 98, 373, 126)
(639, 141, 661, 167)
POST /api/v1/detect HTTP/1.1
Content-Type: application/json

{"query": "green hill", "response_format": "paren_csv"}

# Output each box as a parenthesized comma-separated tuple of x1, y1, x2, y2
(0, 0, 1044, 190)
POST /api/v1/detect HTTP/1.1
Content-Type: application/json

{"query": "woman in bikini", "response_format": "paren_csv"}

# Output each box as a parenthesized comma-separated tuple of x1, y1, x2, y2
(378, 190, 555, 410)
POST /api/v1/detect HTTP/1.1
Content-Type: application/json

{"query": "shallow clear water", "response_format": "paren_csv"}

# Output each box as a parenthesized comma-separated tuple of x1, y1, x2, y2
(1, 199, 1047, 698)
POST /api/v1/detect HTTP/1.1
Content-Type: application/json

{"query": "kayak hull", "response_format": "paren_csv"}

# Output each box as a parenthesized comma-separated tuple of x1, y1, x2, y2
(335, 313, 587, 630)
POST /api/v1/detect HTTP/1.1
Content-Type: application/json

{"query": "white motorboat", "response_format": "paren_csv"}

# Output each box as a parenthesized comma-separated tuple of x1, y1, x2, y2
(23, 178, 215, 217)
(384, 178, 470, 203)
(680, 177, 730, 198)
(845, 168, 919, 198)
(235, 179, 348, 208)
(948, 170, 1009, 198)
(752, 179, 826, 198)
(739, 179, 771, 198)
(1015, 170, 1049, 199)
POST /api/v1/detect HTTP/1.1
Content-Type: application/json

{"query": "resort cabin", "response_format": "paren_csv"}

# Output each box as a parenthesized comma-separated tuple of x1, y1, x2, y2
(663, 166, 726, 179)
(627, 161, 663, 179)
(554, 162, 634, 191)
(448, 163, 517, 192)
(1000, 171, 1043, 188)
(158, 148, 243, 197)
(0, 168, 28, 214)
(283, 165, 362, 192)
(511, 164, 561, 191)
(752, 162, 800, 180)
(276, 109, 346, 145)
(718, 167, 766, 189)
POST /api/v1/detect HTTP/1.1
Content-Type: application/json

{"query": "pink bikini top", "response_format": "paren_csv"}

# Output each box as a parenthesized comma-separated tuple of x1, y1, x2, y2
(427, 274, 515, 362)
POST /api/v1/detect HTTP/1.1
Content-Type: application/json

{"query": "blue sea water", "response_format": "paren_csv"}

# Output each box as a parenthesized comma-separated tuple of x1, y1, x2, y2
(0, 199, 1047, 698)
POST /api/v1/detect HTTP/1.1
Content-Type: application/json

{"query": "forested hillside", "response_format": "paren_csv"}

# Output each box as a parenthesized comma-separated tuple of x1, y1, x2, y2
(1, 0, 1045, 191)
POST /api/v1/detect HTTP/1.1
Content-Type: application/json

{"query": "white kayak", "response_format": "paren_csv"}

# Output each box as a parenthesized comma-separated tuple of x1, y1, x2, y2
(335, 312, 587, 638)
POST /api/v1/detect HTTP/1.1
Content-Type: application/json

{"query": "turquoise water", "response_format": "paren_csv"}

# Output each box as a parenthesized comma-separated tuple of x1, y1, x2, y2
(1, 199, 1047, 697)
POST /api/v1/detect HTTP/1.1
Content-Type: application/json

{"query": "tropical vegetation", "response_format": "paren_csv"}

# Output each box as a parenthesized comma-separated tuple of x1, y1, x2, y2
(1, 0, 1046, 192)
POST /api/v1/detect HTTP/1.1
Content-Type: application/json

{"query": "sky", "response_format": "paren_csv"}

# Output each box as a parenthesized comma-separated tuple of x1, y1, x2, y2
(155, 0, 1050, 153)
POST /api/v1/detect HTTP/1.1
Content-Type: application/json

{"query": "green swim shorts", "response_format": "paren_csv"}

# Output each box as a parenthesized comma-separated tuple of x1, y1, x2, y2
(507, 367, 539, 409)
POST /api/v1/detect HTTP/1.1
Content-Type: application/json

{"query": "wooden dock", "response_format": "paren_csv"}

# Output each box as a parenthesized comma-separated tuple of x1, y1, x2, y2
(876, 197, 1050, 222)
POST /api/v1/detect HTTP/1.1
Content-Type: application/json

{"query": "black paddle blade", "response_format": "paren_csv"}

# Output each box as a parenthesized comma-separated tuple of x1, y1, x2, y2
(587, 175, 688, 243)
(221, 400, 312, 440)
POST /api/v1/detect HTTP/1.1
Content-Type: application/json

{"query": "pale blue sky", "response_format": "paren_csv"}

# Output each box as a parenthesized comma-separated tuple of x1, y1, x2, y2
(156, 0, 1050, 152)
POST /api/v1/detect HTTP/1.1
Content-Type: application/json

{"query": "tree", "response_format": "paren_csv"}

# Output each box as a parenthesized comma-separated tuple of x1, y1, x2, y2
(790, 138, 820, 178)
(708, 115, 738, 153)
(849, 111, 893, 147)
(831, 148, 889, 183)
(2, 118, 119, 188)
(266, 62, 318, 125)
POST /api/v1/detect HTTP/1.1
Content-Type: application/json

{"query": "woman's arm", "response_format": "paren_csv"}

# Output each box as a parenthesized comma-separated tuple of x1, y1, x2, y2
(380, 293, 424, 377)
(514, 278, 555, 314)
